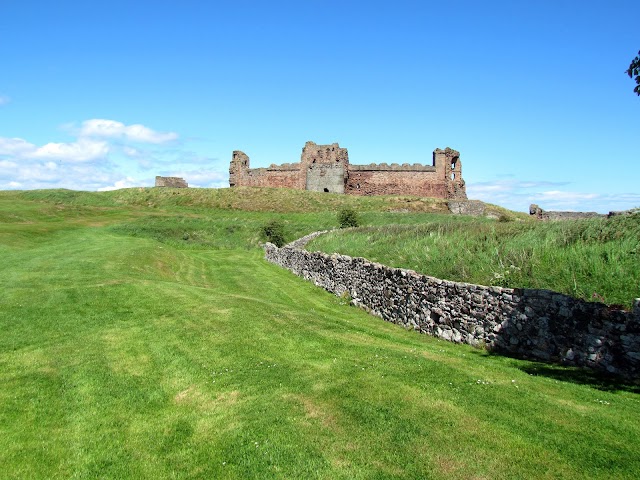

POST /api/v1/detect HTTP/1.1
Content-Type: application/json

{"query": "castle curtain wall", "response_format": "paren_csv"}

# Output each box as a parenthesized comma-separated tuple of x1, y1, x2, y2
(229, 142, 466, 200)
(345, 167, 447, 197)
(234, 167, 304, 189)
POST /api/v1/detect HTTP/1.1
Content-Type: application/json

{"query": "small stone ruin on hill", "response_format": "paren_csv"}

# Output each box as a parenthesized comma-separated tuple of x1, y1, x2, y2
(155, 176, 188, 188)
(530, 204, 637, 220)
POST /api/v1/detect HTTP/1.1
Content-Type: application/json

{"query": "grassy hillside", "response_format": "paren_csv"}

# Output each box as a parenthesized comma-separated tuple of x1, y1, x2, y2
(7, 186, 453, 213)
(1, 188, 639, 479)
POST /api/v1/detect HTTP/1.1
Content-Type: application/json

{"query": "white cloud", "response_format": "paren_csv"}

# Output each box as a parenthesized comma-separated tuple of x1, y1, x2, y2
(0, 136, 108, 163)
(0, 160, 18, 170)
(31, 138, 110, 163)
(467, 179, 640, 214)
(0, 137, 36, 156)
(537, 190, 599, 201)
(467, 183, 511, 193)
(161, 169, 228, 188)
(0, 119, 230, 191)
(79, 119, 178, 144)
(0, 161, 141, 191)
(0, 95, 10, 106)
(122, 146, 142, 157)
(97, 177, 139, 191)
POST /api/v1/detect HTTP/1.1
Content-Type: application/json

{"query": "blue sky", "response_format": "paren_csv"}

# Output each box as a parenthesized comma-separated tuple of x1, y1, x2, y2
(1, 0, 638, 213)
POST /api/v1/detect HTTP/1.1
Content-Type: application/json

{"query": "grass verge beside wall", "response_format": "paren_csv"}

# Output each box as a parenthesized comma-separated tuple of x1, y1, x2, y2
(307, 215, 640, 308)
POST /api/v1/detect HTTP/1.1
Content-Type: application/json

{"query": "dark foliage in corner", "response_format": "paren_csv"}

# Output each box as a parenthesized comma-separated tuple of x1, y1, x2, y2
(262, 220, 286, 247)
(626, 50, 640, 96)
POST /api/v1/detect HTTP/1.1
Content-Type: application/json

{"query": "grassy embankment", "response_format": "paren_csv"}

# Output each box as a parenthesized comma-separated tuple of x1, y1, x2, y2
(310, 214, 640, 308)
(1, 188, 639, 479)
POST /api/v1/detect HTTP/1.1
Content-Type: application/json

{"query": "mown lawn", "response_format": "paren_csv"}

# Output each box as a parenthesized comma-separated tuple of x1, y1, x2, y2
(1, 189, 639, 479)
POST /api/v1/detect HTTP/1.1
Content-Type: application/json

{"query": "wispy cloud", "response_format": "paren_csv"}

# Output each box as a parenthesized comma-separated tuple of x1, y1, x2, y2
(31, 138, 110, 163)
(0, 136, 109, 163)
(79, 119, 178, 144)
(536, 190, 599, 202)
(97, 177, 139, 191)
(0, 119, 227, 191)
(0, 161, 121, 190)
(0, 95, 10, 106)
(160, 169, 228, 188)
(0, 137, 35, 156)
(467, 179, 640, 213)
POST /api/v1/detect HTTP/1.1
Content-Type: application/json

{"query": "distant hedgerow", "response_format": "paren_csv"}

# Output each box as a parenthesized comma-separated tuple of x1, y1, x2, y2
(338, 208, 359, 228)
(262, 220, 286, 247)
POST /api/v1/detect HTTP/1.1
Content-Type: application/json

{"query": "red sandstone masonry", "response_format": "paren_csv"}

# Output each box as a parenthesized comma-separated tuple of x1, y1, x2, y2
(230, 141, 467, 199)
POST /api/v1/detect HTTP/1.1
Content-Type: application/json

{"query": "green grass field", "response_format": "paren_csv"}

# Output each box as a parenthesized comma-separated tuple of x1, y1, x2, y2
(1, 188, 639, 479)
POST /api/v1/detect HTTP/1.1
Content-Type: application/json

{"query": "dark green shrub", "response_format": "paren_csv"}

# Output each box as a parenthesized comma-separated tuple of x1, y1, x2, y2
(338, 208, 359, 228)
(262, 220, 286, 247)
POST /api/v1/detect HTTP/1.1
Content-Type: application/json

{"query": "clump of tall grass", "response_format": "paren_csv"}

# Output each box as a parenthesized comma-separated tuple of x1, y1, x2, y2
(337, 207, 360, 228)
(309, 214, 640, 308)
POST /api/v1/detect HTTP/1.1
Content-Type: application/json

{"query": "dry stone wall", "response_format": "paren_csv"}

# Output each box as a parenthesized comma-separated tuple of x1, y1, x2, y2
(265, 233, 640, 378)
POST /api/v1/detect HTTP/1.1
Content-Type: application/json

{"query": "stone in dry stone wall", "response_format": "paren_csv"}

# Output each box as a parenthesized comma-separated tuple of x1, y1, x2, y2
(264, 235, 640, 378)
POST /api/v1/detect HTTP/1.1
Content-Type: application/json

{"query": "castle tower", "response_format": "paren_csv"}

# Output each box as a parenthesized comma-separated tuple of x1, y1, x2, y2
(300, 141, 349, 193)
(229, 150, 250, 187)
(433, 147, 467, 200)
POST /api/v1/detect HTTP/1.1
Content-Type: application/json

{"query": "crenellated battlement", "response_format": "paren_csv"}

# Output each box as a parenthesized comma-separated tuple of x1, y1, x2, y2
(349, 163, 437, 172)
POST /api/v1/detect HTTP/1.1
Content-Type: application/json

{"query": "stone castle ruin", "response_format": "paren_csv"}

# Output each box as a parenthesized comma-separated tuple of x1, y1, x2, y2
(229, 141, 467, 199)
(155, 176, 188, 188)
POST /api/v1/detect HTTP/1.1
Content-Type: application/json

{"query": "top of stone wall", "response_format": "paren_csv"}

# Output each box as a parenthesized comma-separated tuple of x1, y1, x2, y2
(434, 147, 461, 157)
(267, 162, 301, 171)
(349, 163, 437, 172)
